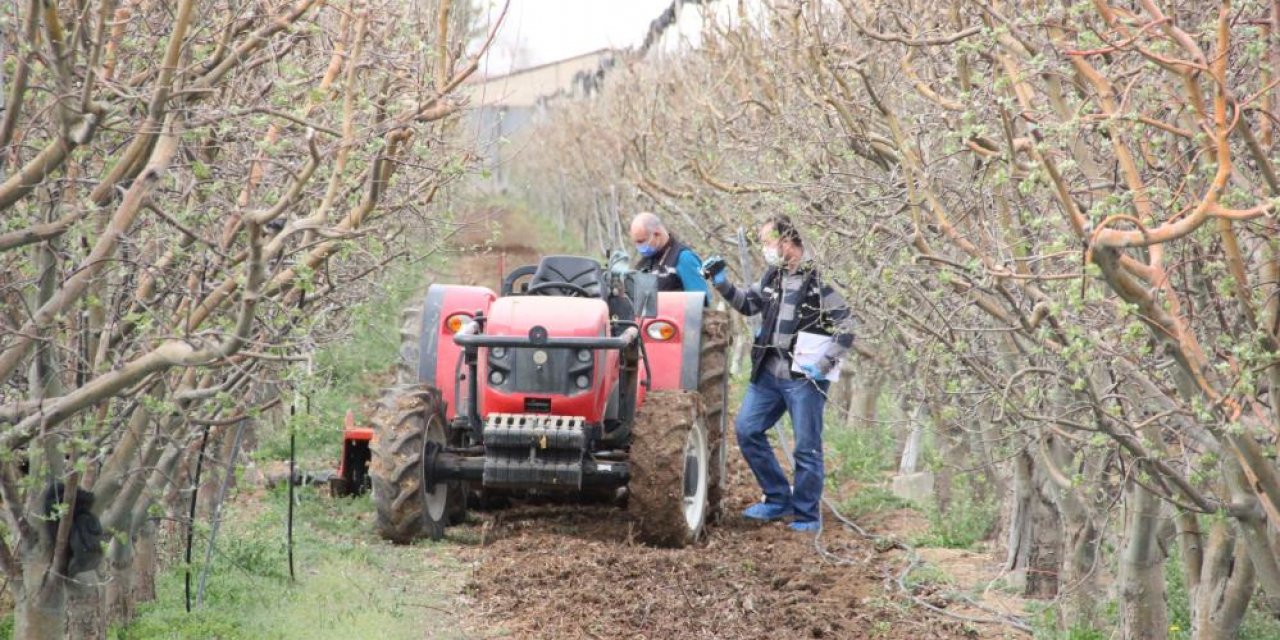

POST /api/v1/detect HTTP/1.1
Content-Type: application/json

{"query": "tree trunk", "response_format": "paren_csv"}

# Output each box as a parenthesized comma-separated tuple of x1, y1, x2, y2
(102, 524, 157, 628)
(131, 519, 158, 607)
(104, 536, 134, 625)
(1040, 435, 1101, 630)
(1005, 448, 1062, 598)
(845, 369, 882, 431)
(1119, 480, 1168, 640)
(64, 578, 105, 639)
(13, 548, 63, 640)
(1190, 521, 1254, 640)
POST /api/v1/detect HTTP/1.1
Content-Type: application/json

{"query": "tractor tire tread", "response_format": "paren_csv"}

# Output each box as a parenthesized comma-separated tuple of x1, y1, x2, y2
(699, 310, 731, 522)
(370, 386, 441, 544)
(628, 391, 704, 547)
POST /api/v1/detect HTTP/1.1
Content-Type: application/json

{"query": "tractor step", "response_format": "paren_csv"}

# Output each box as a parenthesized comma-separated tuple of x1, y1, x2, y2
(482, 414, 588, 490)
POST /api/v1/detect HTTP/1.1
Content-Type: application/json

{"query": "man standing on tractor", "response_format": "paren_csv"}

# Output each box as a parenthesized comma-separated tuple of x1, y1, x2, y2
(699, 215, 854, 532)
(630, 212, 709, 302)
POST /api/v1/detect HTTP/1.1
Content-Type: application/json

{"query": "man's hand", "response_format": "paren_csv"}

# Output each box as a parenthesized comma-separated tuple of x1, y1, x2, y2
(799, 363, 828, 382)
(607, 249, 631, 276)
(701, 256, 728, 285)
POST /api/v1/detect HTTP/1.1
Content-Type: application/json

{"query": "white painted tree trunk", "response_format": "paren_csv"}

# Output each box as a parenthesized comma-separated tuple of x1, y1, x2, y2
(897, 406, 925, 475)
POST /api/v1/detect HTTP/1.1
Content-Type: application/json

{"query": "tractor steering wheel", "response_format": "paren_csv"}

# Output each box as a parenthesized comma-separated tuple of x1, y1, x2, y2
(525, 281, 593, 298)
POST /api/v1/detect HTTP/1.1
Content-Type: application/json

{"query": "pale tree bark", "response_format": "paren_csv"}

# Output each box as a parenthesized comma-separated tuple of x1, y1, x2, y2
(1119, 478, 1169, 640)
(1005, 447, 1061, 599)
(1190, 520, 1254, 640)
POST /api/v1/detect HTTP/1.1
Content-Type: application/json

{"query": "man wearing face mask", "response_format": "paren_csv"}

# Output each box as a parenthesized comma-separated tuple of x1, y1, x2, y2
(629, 211, 709, 302)
(699, 215, 854, 532)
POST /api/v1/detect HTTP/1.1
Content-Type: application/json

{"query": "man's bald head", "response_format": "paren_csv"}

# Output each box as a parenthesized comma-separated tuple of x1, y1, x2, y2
(629, 212, 669, 253)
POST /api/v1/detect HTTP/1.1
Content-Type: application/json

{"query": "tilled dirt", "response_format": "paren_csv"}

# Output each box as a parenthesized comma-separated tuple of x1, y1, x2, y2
(451, 449, 986, 640)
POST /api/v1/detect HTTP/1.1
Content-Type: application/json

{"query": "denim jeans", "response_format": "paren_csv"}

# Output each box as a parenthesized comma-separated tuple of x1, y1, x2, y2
(734, 371, 830, 522)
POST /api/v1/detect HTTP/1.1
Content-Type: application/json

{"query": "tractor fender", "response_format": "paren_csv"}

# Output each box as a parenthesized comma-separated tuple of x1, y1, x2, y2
(641, 292, 705, 393)
(416, 284, 496, 420)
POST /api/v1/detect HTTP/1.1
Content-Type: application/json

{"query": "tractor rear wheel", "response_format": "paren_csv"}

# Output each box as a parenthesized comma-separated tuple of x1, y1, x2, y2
(628, 391, 709, 547)
(370, 385, 461, 543)
(699, 309, 730, 522)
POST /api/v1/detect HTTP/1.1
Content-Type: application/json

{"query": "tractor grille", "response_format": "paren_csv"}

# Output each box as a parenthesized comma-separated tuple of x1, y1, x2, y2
(482, 414, 587, 490)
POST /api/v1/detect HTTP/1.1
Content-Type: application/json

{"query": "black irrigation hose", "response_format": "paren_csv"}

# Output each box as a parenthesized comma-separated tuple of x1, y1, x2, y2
(185, 422, 213, 613)
(287, 399, 303, 582)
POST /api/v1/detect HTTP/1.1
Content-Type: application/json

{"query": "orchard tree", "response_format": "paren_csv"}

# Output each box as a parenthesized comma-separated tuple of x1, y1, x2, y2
(0, 0, 501, 636)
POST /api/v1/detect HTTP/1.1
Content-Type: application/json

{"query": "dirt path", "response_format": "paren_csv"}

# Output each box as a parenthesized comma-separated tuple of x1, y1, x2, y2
(448, 452, 1015, 639)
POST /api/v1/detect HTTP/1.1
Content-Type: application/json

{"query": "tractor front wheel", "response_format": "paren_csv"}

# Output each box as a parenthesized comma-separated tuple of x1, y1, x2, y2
(370, 385, 461, 543)
(628, 391, 709, 547)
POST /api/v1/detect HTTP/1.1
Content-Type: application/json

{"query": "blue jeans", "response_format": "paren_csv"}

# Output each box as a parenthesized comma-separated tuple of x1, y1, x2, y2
(734, 372, 830, 522)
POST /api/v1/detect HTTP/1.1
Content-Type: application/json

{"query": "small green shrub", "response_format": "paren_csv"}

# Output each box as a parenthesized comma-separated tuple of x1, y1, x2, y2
(1024, 602, 1110, 640)
(914, 475, 996, 549)
(825, 418, 898, 483)
(837, 485, 913, 518)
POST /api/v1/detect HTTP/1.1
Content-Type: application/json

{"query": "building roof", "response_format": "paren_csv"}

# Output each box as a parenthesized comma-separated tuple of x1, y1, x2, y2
(463, 48, 620, 108)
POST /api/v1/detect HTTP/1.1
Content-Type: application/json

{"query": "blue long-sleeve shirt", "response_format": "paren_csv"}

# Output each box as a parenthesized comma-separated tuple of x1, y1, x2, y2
(675, 248, 710, 303)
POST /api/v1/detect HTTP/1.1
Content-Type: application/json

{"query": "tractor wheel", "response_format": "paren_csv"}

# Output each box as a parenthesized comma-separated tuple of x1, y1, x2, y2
(628, 391, 709, 547)
(699, 309, 730, 522)
(396, 302, 423, 385)
(370, 385, 460, 543)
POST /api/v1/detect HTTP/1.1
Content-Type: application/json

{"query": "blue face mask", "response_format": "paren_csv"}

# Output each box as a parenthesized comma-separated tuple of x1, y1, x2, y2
(637, 243, 658, 258)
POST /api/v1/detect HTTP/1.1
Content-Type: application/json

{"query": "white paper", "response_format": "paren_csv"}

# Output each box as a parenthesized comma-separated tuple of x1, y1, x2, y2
(790, 331, 841, 381)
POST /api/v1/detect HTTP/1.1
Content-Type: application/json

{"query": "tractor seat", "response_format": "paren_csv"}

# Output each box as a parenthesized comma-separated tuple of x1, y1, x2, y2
(528, 255, 606, 298)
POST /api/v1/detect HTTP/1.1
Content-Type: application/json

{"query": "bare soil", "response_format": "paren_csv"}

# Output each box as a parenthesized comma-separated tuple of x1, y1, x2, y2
(448, 445, 994, 639)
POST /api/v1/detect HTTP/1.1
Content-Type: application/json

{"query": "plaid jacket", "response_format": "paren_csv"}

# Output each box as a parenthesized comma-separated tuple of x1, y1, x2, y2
(714, 263, 854, 382)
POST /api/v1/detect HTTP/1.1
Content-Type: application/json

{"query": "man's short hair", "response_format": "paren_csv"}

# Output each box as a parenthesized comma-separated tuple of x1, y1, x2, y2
(634, 211, 664, 234)
(765, 214, 802, 248)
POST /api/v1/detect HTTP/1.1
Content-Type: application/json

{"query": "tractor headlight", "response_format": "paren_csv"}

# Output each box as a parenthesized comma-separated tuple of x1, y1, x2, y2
(576, 349, 592, 363)
(575, 375, 590, 389)
(444, 313, 472, 334)
(489, 370, 505, 385)
(646, 320, 677, 341)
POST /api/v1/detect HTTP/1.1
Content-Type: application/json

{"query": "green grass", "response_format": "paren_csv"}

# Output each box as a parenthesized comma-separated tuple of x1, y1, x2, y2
(1023, 602, 1111, 640)
(836, 485, 914, 518)
(824, 404, 899, 484)
(913, 475, 997, 550)
(115, 485, 469, 640)
(902, 562, 953, 590)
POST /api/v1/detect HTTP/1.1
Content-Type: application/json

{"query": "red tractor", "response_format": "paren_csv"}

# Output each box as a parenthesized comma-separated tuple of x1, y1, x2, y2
(335, 255, 729, 547)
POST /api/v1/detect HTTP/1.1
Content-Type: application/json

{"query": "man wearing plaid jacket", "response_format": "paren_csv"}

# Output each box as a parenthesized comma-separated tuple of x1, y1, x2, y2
(701, 215, 854, 532)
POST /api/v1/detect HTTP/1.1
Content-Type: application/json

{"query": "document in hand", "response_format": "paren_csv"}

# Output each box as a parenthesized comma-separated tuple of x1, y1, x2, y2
(790, 331, 842, 382)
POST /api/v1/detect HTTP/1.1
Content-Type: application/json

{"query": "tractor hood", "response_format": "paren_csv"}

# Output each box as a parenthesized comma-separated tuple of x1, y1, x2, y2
(484, 296, 610, 337)
(478, 296, 619, 424)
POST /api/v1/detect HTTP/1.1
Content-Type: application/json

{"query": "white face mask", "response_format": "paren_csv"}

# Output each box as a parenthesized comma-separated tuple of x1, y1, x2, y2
(762, 246, 782, 267)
